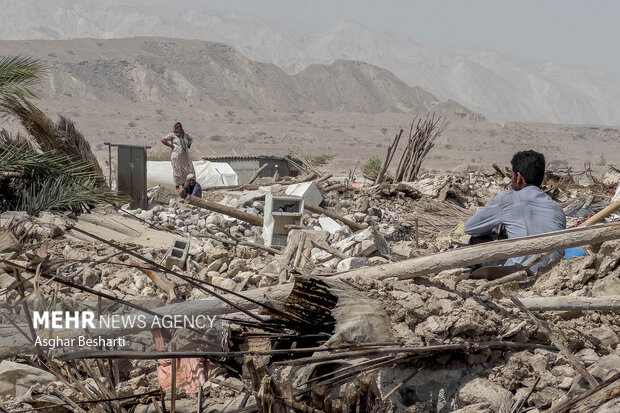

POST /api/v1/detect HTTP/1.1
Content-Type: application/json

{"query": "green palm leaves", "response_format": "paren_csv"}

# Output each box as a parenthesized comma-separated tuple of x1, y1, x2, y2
(0, 55, 121, 215)
(0, 56, 45, 107)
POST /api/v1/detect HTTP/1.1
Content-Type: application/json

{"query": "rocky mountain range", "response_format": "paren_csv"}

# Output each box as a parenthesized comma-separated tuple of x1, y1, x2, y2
(0, 37, 481, 118)
(1, 0, 620, 125)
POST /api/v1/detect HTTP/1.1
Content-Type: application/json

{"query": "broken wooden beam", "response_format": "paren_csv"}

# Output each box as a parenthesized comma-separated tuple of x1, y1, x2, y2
(322, 183, 346, 193)
(582, 197, 620, 225)
(335, 222, 620, 282)
(187, 195, 264, 227)
(247, 163, 268, 184)
(492, 163, 507, 178)
(519, 296, 620, 312)
(304, 203, 367, 232)
(310, 240, 348, 260)
(544, 371, 620, 413)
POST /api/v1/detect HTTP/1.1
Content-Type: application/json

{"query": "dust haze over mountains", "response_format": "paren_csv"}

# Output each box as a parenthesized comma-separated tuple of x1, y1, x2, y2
(0, 0, 618, 174)
(2, 0, 620, 125)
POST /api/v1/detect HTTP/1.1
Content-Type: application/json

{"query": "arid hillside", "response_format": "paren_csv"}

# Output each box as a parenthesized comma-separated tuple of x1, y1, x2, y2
(0, 37, 618, 175)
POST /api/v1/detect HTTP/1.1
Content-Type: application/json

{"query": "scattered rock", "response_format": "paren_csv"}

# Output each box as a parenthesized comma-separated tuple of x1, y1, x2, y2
(458, 378, 514, 412)
(337, 257, 371, 272)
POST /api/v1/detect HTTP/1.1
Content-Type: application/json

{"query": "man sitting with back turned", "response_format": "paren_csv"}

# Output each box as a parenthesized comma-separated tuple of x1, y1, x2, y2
(465, 150, 566, 273)
(180, 173, 202, 198)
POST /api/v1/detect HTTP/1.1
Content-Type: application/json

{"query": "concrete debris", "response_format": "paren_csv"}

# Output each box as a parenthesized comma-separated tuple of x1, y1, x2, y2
(0, 361, 57, 399)
(457, 378, 514, 412)
(0, 167, 619, 412)
(318, 216, 342, 234)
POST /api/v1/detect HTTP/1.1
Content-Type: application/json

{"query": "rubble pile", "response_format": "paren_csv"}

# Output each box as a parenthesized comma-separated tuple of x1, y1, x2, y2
(0, 167, 618, 412)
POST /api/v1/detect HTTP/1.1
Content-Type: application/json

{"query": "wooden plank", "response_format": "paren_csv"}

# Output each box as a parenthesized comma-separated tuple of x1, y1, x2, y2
(304, 203, 367, 232)
(334, 222, 620, 282)
(187, 195, 264, 227)
(520, 296, 620, 311)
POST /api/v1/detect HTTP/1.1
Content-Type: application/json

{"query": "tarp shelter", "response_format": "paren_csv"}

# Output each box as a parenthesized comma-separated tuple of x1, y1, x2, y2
(147, 160, 238, 187)
(613, 181, 620, 203)
(211, 162, 238, 186)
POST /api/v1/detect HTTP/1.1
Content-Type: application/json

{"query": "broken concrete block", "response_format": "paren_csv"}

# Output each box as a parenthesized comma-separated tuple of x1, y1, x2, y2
(284, 181, 323, 208)
(588, 354, 620, 381)
(337, 257, 371, 272)
(211, 276, 237, 291)
(592, 274, 620, 296)
(458, 378, 514, 411)
(165, 239, 189, 270)
(333, 227, 390, 256)
(0, 360, 57, 398)
(529, 387, 563, 409)
(318, 216, 341, 234)
(82, 267, 101, 288)
(588, 326, 619, 348)
(391, 241, 415, 259)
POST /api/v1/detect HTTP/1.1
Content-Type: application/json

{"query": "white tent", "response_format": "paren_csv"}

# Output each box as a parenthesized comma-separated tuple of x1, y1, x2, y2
(613, 182, 620, 203)
(211, 162, 238, 186)
(147, 160, 238, 187)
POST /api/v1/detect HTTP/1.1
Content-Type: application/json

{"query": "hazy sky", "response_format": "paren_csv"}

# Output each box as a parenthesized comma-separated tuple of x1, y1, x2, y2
(193, 0, 619, 73)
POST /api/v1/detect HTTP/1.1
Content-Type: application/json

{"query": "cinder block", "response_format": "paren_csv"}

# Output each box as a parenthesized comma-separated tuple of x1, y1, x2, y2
(165, 239, 189, 269)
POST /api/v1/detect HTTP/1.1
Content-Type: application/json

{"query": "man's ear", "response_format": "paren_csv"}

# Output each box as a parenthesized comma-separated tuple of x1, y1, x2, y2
(516, 172, 527, 189)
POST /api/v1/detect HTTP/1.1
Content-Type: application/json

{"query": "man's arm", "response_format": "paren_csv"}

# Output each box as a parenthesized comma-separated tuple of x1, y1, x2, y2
(464, 192, 507, 236)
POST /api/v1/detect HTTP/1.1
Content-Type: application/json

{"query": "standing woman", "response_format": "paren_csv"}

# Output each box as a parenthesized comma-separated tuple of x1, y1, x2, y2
(161, 122, 196, 188)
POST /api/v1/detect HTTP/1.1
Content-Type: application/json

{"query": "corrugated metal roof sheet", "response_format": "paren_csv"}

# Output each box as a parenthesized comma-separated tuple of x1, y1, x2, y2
(202, 154, 302, 163)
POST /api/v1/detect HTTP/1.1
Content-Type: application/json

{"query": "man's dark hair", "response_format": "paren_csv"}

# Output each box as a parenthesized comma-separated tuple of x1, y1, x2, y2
(511, 150, 545, 187)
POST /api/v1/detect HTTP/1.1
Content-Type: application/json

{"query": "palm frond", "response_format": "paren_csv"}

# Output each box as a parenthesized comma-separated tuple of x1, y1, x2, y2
(2, 98, 106, 183)
(0, 56, 46, 102)
(0, 137, 124, 215)
(14, 176, 114, 215)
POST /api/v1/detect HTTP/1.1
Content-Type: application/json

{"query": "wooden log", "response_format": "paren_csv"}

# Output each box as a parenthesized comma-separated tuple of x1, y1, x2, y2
(293, 232, 307, 268)
(583, 198, 620, 225)
(130, 257, 176, 299)
(375, 129, 403, 185)
(519, 296, 620, 311)
(187, 195, 264, 227)
(492, 163, 507, 178)
(273, 341, 553, 367)
(310, 240, 348, 260)
(247, 163, 268, 184)
(334, 222, 620, 282)
(304, 203, 367, 232)
(322, 183, 346, 193)
(315, 174, 333, 185)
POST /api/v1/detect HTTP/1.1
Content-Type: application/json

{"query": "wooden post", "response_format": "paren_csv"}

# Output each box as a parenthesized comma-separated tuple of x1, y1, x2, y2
(304, 203, 367, 232)
(247, 163, 268, 184)
(375, 129, 403, 185)
(187, 195, 264, 227)
(519, 296, 620, 311)
(335, 222, 620, 282)
(582, 198, 620, 226)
